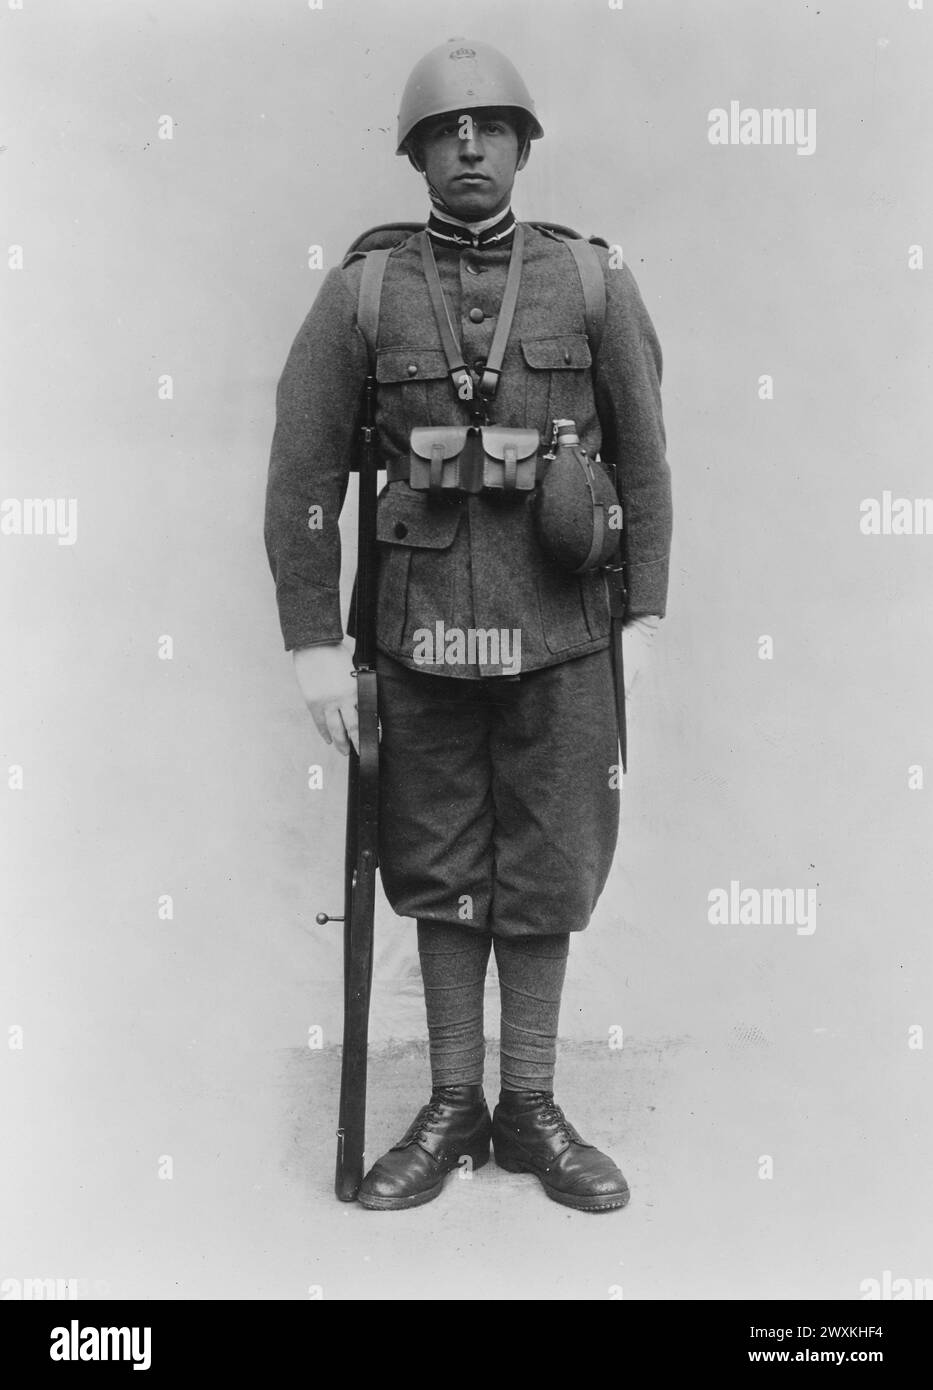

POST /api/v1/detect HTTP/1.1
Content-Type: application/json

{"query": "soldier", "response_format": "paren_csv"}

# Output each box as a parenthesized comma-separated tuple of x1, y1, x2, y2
(265, 38, 672, 1212)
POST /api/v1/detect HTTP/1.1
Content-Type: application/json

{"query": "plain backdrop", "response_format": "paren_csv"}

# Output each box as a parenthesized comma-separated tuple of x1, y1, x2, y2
(1, 0, 931, 1299)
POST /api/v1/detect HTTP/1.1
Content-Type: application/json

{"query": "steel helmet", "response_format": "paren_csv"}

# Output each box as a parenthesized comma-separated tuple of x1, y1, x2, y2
(396, 38, 544, 155)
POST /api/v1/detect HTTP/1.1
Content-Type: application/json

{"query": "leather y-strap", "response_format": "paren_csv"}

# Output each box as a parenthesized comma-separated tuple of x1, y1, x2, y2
(419, 225, 525, 415)
(419, 232, 470, 391)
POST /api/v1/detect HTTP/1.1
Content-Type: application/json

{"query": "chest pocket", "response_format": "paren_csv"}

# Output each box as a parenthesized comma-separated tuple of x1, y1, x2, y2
(520, 333, 593, 435)
(376, 346, 452, 432)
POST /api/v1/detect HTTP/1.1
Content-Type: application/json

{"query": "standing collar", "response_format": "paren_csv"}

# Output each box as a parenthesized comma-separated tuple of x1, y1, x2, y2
(426, 206, 516, 249)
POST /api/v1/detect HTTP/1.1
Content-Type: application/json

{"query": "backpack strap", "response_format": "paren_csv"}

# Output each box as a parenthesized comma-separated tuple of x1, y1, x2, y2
(356, 248, 392, 367)
(564, 238, 607, 359)
(539, 230, 623, 769)
(530, 223, 608, 360)
(353, 225, 608, 370)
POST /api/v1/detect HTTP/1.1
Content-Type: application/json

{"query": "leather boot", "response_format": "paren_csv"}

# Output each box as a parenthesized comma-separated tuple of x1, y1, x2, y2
(492, 1090, 630, 1212)
(357, 1084, 491, 1210)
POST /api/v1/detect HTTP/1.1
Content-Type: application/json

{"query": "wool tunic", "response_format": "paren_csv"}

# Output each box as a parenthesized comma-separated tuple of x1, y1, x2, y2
(264, 224, 672, 675)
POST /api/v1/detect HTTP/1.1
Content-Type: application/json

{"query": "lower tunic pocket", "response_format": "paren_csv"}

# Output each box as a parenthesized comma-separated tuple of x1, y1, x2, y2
(536, 566, 597, 654)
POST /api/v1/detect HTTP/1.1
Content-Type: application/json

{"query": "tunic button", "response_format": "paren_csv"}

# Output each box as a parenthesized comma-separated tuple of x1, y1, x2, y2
(469, 307, 484, 324)
(406, 363, 418, 377)
(394, 521, 408, 539)
(464, 261, 480, 276)
(474, 357, 486, 372)
(563, 348, 571, 364)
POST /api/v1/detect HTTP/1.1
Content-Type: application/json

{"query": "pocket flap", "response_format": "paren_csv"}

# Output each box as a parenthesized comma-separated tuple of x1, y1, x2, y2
(409, 426, 470, 462)
(376, 483, 463, 549)
(481, 427, 539, 462)
(376, 347, 450, 383)
(520, 334, 592, 370)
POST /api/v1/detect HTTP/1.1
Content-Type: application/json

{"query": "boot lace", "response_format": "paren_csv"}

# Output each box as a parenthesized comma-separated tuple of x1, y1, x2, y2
(530, 1092, 576, 1143)
(408, 1088, 460, 1144)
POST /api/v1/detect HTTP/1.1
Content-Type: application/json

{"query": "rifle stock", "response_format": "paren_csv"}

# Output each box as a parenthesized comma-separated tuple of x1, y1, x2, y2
(334, 667, 378, 1200)
(326, 375, 380, 1202)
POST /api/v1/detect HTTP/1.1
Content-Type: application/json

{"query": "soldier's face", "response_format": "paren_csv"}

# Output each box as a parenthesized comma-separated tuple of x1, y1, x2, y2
(416, 107, 528, 219)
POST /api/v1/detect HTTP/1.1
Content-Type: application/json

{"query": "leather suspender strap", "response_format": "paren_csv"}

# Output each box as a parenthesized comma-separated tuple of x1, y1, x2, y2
(418, 226, 525, 411)
(418, 233, 471, 394)
(477, 222, 524, 400)
(357, 248, 392, 365)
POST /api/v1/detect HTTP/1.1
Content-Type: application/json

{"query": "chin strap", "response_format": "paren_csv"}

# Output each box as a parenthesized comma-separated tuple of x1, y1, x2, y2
(425, 178, 451, 214)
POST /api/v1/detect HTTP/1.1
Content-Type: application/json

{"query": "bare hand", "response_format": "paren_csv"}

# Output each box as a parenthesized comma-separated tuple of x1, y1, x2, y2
(292, 642, 359, 756)
(623, 615, 661, 697)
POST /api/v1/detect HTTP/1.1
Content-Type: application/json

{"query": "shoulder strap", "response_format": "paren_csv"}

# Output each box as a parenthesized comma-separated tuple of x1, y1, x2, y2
(355, 225, 607, 369)
(356, 248, 392, 366)
(564, 238, 607, 359)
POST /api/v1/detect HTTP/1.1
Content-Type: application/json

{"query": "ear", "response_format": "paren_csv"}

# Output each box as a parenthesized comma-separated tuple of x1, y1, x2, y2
(516, 139, 531, 173)
(406, 144, 425, 175)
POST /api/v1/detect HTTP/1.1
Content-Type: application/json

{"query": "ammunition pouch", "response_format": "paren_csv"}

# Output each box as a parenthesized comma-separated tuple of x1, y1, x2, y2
(389, 425, 542, 497)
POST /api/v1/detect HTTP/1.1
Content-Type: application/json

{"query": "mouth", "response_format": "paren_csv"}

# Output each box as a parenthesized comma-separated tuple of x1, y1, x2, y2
(455, 174, 489, 184)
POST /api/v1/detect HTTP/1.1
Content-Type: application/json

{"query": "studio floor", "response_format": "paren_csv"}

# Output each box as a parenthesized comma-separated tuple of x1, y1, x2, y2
(6, 1030, 927, 1301)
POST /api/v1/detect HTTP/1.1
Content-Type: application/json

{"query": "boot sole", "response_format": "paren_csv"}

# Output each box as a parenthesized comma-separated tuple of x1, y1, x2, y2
(357, 1150, 490, 1211)
(495, 1151, 630, 1212)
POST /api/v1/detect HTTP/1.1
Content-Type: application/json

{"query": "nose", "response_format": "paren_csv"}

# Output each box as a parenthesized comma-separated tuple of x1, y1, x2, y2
(458, 130, 484, 162)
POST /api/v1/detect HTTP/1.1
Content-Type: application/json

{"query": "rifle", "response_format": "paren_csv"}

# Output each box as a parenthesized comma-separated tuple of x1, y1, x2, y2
(315, 373, 380, 1202)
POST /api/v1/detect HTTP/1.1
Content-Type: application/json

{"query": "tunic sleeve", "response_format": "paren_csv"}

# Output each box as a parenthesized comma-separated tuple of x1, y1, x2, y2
(593, 259, 673, 620)
(264, 266, 370, 650)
